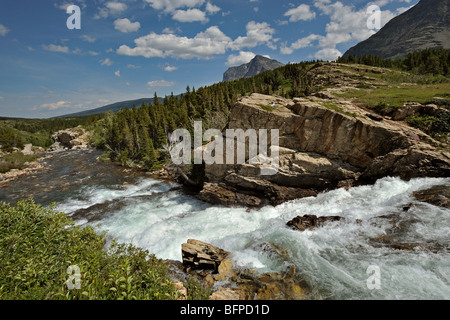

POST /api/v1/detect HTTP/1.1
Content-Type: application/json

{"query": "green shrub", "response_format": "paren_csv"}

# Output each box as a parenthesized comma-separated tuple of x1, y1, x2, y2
(0, 199, 210, 300)
(0, 125, 24, 152)
(0, 152, 39, 174)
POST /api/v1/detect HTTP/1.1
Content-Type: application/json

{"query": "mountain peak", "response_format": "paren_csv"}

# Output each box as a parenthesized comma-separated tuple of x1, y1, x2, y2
(343, 0, 450, 59)
(223, 55, 284, 82)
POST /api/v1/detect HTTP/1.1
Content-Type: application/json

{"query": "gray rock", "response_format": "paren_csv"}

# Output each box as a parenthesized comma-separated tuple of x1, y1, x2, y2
(223, 55, 284, 82)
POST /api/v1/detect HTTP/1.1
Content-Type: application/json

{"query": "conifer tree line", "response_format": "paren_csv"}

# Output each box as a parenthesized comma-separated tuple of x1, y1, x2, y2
(91, 61, 318, 170)
(0, 115, 102, 152)
(337, 48, 450, 76)
(92, 48, 450, 171)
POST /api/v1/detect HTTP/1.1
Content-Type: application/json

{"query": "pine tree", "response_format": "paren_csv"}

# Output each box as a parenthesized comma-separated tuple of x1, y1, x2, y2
(142, 139, 159, 171)
(156, 125, 167, 149)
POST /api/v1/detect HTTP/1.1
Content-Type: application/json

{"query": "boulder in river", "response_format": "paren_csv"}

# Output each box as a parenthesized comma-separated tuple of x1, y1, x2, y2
(287, 214, 344, 232)
(48, 127, 90, 152)
(181, 239, 230, 271)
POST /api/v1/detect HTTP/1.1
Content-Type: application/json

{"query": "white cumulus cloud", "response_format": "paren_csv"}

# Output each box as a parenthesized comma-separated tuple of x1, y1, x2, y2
(81, 35, 96, 43)
(117, 26, 231, 60)
(280, 0, 399, 57)
(42, 44, 70, 53)
(284, 4, 316, 22)
(226, 51, 256, 67)
(172, 8, 208, 23)
(0, 24, 10, 36)
(144, 0, 205, 13)
(163, 64, 178, 72)
(100, 58, 114, 66)
(95, 1, 128, 19)
(205, 2, 220, 14)
(228, 21, 276, 51)
(314, 48, 342, 61)
(280, 34, 322, 55)
(33, 100, 72, 111)
(147, 80, 176, 89)
(114, 18, 141, 33)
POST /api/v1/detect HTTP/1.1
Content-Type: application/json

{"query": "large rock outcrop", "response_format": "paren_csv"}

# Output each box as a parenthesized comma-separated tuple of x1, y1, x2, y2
(48, 127, 90, 152)
(198, 93, 450, 207)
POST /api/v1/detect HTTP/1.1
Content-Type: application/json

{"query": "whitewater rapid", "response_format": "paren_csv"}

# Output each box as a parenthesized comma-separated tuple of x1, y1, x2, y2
(57, 175, 450, 300)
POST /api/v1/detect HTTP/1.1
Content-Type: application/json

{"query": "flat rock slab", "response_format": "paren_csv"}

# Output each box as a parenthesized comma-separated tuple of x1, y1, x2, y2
(182, 239, 230, 271)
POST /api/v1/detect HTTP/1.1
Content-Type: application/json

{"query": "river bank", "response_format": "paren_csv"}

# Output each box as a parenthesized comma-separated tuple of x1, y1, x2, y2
(0, 148, 449, 299)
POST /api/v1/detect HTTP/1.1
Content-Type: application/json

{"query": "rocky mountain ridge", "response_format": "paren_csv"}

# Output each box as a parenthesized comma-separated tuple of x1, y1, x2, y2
(223, 55, 284, 82)
(343, 0, 450, 59)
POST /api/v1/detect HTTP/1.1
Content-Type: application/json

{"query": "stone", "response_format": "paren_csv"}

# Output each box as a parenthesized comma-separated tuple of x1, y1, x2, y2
(193, 92, 450, 208)
(391, 103, 422, 121)
(173, 281, 187, 300)
(367, 113, 384, 121)
(256, 266, 305, 300)
(312, 91, 335, 100)
(254, 242, 289, 261)
(413, 185, 450, 208)
(407, 133, 420, 142)
(198, 183, 263, 207)
(181, 239, 230, 272)
(360, 147, 450, 183)
(209, 287, 246, 300)
(215, 258, 234, 281)
(21, 144, 34, 155)
(48, 127, 90, 152)
(287, 214, 344, 232)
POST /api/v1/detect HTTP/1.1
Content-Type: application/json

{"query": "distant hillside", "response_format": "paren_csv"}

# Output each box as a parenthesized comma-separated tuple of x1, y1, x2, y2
(223, 55, 284, 82)
(343, 0, 450, 59)
(57, 97, 155, 118)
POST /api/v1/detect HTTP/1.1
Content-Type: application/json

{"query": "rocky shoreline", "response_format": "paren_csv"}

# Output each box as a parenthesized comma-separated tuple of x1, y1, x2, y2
(166, 239, 308, 300)
(1, 88, 449, 300)
(166, 180, 450, 300)
(0, 126, 91, 186)
(192, 93, 450, 208)
(159, 89, 450, 299)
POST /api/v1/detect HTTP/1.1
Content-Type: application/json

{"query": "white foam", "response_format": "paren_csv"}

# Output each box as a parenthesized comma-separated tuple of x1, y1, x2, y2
(67, 176, 450, 299)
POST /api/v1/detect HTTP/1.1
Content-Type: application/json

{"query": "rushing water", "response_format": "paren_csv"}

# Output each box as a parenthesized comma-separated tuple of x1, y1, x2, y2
(1, 149, 449, 299)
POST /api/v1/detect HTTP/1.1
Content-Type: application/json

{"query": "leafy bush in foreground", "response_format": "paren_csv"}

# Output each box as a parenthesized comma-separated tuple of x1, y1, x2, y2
(0, 199, 185, 300)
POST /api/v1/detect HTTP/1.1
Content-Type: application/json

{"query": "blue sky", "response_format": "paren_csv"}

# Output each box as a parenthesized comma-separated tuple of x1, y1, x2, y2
(0, 0, 418, 118)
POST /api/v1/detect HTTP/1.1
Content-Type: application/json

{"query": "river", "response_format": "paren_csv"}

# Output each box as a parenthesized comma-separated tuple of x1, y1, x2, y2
(1, 148, 449, 299)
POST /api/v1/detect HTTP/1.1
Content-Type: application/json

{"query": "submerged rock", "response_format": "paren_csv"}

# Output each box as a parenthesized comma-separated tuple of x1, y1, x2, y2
(413, 185, 450, 208)
(287, 214, 344, 232)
